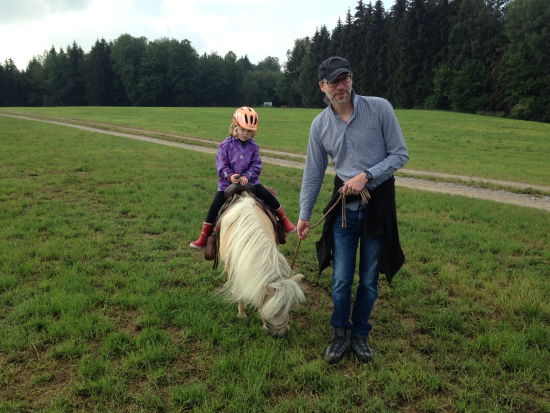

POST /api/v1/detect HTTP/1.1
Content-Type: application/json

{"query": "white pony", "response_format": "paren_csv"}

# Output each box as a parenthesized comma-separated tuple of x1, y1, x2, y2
(218, 192, 305, 337)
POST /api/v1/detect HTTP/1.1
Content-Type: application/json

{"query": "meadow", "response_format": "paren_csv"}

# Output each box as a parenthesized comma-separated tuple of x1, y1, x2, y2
(0, 111, 549, 412)
(4, 106, 550, 187)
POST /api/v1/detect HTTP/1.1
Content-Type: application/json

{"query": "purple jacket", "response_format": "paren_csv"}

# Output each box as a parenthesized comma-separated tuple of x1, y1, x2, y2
(216, 136, 262, 190)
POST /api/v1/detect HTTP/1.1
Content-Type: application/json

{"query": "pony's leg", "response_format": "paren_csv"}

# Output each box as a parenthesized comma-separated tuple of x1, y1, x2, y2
(237, 301, 247, 318)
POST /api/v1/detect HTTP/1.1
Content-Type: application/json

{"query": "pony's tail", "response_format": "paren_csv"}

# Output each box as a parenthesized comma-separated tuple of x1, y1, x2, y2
(261, 275, 305, 320)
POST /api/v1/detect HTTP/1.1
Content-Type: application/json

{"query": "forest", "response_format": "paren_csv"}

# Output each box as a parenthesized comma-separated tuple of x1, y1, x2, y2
(0, 0, 548, 122)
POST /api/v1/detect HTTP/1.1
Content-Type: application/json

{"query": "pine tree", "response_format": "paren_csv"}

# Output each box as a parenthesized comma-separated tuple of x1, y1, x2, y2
(329, 17, 345, 56)
(425, 0, 454, 109)
(0, 59, 23, 105)
(23, 57, 45, 106)
(401, 0, 437, 107)
(387, 0, 409, 106)
(247, 57, 283, 105)
(298, 27, 331, 107)
(340, 9, 355, 61)
(169, 39, 199, 106)
(504, 0, 550, 121)
(86, 39, 114, 105)
(197, 52, 227, 106)
(110, 34, 148, 106)
(43, 47, 69, 106)
(351, 0, 372, 94)
(237, 56, 254, 72)
(371, 0, 389, 97)
(256, 57, 281, 72)
(65, 41, 86, 105)
(221, 51, 245, 107)
(446, 0, 505, 113)
(277, 37, 310, 107)
(136, 38, 171, 106)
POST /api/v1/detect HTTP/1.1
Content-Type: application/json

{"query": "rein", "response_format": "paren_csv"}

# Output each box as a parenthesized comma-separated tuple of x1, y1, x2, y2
(290, 187, 370, 270)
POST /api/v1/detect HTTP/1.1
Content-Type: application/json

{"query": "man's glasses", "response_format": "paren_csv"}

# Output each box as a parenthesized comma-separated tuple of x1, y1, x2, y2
(325, 75, 352, 88)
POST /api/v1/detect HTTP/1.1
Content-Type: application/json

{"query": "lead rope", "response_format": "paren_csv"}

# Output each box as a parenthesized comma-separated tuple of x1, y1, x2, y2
(290, 187, 370, 270)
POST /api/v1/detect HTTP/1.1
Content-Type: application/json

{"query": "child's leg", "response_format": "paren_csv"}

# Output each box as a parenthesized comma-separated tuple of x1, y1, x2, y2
(205, 191, 227, 223)
(252, 184, 280, 210)
(252, 184, 296, 233)
(190, 191, 226, 249)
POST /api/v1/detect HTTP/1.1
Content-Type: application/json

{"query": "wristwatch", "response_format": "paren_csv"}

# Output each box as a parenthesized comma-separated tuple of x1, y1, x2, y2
(363, 170, 373, 180)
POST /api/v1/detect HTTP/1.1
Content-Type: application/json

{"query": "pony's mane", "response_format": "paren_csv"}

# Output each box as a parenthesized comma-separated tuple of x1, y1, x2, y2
(259, 277, 305, 321)
(219, 194, 295, 312)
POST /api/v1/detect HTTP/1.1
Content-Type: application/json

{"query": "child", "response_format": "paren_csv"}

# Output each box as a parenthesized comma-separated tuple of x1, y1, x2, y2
(190, 106, 296, 249)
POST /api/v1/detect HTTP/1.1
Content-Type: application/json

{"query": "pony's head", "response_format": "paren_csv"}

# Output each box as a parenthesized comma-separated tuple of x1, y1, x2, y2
(260, 274, 305, 337)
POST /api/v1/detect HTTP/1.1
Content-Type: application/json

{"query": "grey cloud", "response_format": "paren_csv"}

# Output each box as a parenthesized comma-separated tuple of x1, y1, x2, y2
(0, 0, 93, 24)
(132, 0, 165, 18)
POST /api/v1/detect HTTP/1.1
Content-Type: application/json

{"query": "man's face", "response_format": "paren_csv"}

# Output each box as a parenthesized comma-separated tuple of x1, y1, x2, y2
(319, 73, 352, 105)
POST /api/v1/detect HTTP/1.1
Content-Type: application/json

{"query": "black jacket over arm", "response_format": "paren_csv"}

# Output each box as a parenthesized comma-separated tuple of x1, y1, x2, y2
(315, 176, 405, 284)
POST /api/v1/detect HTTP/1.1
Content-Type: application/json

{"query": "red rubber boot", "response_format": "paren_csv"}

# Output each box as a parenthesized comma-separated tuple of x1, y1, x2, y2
(189, 222, 214, 249)
(275, 207, 296, 234)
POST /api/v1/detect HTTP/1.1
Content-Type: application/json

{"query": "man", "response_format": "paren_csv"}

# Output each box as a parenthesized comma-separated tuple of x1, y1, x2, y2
(297, 56, 408, 364)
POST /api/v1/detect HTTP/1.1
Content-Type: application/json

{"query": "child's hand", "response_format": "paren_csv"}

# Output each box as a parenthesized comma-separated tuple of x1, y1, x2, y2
(230, 174, 241, 184)
(238, 175, 249, 185)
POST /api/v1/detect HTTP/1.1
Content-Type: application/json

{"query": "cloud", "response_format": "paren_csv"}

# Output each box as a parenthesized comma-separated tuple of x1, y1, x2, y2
(0, 0, 93, 23)
(0, 0, 363, 70)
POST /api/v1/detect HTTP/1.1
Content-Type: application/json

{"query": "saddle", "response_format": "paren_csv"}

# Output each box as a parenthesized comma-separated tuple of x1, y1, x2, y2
(204, 184, 286, 267)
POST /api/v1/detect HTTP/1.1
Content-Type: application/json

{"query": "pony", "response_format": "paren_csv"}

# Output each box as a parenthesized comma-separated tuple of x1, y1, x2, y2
(217, 192, 305, 337)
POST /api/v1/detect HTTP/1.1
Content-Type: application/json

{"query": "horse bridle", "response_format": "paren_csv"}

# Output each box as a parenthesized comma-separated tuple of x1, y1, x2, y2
(262, 313, 289, 330)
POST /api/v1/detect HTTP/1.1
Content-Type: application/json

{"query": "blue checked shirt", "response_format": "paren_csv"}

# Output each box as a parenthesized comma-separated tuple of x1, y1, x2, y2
(299, 93, 409, 221)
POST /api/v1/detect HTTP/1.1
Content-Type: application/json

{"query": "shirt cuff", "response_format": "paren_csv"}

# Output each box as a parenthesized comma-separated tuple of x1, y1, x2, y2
(299, 210, 312, 221)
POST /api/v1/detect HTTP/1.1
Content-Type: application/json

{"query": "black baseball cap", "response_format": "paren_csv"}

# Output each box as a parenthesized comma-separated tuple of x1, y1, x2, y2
(318, 56, 352, 82)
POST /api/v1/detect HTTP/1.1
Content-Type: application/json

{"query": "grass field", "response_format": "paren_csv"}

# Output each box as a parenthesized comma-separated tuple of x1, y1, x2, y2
(0, 113, 549, 412)
(4, 106, 550, 186)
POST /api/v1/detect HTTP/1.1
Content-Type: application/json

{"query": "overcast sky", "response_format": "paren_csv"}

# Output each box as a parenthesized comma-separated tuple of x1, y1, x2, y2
(0, 0, 395, 70)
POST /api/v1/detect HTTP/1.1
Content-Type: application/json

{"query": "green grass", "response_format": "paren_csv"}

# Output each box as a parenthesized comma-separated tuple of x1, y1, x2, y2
(0, 115, 549, 412)
(3, 106, 550, 186)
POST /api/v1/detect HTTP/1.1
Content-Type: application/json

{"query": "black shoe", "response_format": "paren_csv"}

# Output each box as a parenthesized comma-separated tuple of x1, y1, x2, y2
(324, 327, 350, 364)
(351, 335, 374, 362)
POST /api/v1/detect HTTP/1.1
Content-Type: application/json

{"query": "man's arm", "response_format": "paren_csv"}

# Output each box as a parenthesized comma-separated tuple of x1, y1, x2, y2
(368, 99, 409, 179)
(299, 122, 328, 221)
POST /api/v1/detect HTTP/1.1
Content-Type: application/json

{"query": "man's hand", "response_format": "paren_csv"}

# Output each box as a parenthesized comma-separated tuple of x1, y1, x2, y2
(340, 172, 368, 195)
(297, 219, 311, 240)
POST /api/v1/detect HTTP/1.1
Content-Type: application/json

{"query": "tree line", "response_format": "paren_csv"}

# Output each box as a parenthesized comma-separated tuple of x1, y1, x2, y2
(1, 0, 548, 122)
(0, 35, 283, 108)
(280, 0, 548, 122)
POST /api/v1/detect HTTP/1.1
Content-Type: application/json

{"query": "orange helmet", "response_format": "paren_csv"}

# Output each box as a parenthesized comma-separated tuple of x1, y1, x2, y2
(232, 106, 259, 131)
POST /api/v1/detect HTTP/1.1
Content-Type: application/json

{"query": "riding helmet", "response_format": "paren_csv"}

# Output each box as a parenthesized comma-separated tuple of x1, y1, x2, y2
(232, 107, 259, 131)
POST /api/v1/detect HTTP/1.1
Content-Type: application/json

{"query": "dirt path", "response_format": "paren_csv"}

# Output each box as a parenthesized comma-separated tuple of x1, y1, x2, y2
(2, 112, 549, 212)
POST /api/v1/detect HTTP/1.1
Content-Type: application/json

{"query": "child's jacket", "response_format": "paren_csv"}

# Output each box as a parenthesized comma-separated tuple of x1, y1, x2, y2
(216, 136, 262, 190)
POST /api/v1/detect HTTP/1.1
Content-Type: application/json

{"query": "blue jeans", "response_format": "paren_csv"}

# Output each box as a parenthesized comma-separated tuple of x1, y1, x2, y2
(331, 208, 381, 338)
